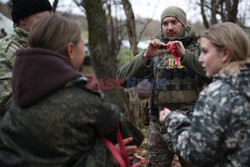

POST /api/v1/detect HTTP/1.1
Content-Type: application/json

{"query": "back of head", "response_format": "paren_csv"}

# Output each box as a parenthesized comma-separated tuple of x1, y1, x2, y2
(11, 0, 52, 23)
(160, 6, 187, 27)
(201, 22, 249, 73)
(28, 15, 81, 55)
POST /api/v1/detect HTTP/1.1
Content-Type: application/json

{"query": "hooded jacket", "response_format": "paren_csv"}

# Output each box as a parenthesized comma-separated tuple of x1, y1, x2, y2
(163, 65, 250, 166)
(0, 48, 143, 166)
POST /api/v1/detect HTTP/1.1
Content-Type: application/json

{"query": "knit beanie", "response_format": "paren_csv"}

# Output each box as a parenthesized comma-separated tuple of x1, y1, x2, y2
(160, 6, 187, 27)
(11, 0, 52, 23)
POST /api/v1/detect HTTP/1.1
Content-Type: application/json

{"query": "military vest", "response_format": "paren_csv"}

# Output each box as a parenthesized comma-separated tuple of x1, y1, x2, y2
(152, 38, 200, 107)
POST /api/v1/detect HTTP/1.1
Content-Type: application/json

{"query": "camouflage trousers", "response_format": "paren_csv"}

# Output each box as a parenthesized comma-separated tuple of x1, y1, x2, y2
(147, 104, 194, 167)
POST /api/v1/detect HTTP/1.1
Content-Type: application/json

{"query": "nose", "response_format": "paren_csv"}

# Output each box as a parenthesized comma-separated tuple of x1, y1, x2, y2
(198, 54, 204, 63)
(167, 23, 174, 30)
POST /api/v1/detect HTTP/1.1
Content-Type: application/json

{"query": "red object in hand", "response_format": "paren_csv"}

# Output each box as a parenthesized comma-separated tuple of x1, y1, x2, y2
(167, 41, 179, 65)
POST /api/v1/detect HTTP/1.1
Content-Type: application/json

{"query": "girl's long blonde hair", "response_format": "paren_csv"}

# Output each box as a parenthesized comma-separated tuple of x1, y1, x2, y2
(201, 22, 249, 73)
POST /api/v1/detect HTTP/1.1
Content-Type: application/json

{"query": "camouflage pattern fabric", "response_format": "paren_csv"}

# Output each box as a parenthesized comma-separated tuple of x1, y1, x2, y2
(0, 25, 28, 119)
(163, 69, 250, 167)
(0, 77, 144, 166)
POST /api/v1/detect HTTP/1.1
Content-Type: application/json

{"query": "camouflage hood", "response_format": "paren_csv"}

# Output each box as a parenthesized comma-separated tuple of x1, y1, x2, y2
(12, 48, 81, 107)
(213, 64, 250, 101)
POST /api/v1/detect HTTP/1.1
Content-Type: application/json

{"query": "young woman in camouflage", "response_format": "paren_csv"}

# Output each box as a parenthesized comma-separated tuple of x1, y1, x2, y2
(160, 22, 250, 166)
(0, 15, 143, 166)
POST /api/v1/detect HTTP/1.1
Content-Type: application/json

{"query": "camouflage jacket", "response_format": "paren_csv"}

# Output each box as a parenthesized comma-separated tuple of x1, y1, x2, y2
(0, 48, 144, 166)
(163, 65, 250, 166)
(0, 25, 28, 118)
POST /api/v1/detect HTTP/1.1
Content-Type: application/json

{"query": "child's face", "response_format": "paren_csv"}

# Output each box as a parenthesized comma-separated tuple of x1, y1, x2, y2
(199, 38, 225, 78)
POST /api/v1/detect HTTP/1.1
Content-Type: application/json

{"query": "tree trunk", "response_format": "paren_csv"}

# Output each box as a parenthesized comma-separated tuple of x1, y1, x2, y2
(200, 0, 210, 28)
(228, 0, 239, 23)
(52, 0, 59, 13)
(210, 0, 218, 25)
(107, 2, 122, 61)
(121, 0, 138, 57)
(83, 0, 129, 113)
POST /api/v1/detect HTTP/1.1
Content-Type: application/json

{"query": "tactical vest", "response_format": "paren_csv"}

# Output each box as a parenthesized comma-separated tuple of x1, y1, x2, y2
(152, 39, 200, 107)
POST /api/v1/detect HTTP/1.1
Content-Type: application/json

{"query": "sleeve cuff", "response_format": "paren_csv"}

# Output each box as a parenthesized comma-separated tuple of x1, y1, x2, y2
(139, 51, 153, 68)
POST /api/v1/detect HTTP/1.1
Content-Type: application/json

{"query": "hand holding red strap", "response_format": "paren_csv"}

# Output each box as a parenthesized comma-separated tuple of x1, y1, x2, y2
(116, 125, 131, 167)
(101, 126, 146, 167)
(167, 41, 179, 65)
(101, 137, 127, 167)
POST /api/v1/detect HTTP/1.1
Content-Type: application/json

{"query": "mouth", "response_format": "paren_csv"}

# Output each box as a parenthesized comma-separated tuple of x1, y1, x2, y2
(167, 32, 176, 37)
(202, 66, 206, 72)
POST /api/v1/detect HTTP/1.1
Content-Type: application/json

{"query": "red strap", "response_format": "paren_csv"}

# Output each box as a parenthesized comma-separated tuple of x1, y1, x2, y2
(101, 126, 147, 167)
(101, 137, 126, 167)
(116, 126, 131, 167)
(171, 44, 179, 65)
(174, 55, 179, 65)
(132, 160, 147, 167)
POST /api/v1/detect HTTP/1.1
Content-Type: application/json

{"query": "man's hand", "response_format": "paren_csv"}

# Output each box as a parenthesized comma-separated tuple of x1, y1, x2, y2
(143, 39, 171, 63)
(172, 41, 185, 59)
(159, 108, 171, 123)
(112, 137, 138, 164)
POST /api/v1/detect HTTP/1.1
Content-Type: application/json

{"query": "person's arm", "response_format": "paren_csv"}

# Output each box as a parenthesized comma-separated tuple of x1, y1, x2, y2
(172, 41, 210, 83)
(73, 95, 137, 166)
(161, 87, 228, 166)
(116, 52, 153, 85)
(116, 39, 169, 87)
(0, 42, 17, 116)
(181, 49, 208, 80)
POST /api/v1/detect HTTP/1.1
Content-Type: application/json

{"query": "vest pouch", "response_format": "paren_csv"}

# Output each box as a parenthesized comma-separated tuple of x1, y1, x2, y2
(170, 90, 198, 103)
(173, 68, 185, 79)
(185, 69, 195, 79)
(153, 79, 198, 105)
(153, 89, 171, 106)
(153, 89, 198, 105)
(162, 68, 173, 80)
(139, 99, 149, 126)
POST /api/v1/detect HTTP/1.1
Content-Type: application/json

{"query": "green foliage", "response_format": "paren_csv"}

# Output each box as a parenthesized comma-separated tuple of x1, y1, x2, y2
(81, 30, 88, 41)
(117, 48, 132, 67)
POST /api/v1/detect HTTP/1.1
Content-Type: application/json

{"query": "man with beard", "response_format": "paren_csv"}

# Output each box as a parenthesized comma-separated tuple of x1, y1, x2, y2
(117, 6, 209, 167)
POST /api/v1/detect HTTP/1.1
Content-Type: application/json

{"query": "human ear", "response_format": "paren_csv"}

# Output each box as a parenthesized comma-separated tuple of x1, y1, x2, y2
(18, 18, 26, 27)
(221, 47, 230, 63)
(66, 42, 74, 60)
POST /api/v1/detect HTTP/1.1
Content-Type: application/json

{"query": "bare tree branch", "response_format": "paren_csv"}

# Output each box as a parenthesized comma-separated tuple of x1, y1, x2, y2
(200, 0, 210, 28)
(138, 18, 152, 41)
(121, 0, 138, 57)
(138, 0, 160, 41)
(52, 0, 59, 13)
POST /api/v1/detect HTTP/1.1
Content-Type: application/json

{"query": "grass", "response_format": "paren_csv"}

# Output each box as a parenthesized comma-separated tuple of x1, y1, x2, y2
(81, 30, 88, 40)
(117, 48, 133, 67)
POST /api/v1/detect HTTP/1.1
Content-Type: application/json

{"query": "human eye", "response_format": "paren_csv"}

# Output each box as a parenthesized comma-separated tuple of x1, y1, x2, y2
(201, 48, 207, 55)
(163, 21, 169, 26)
